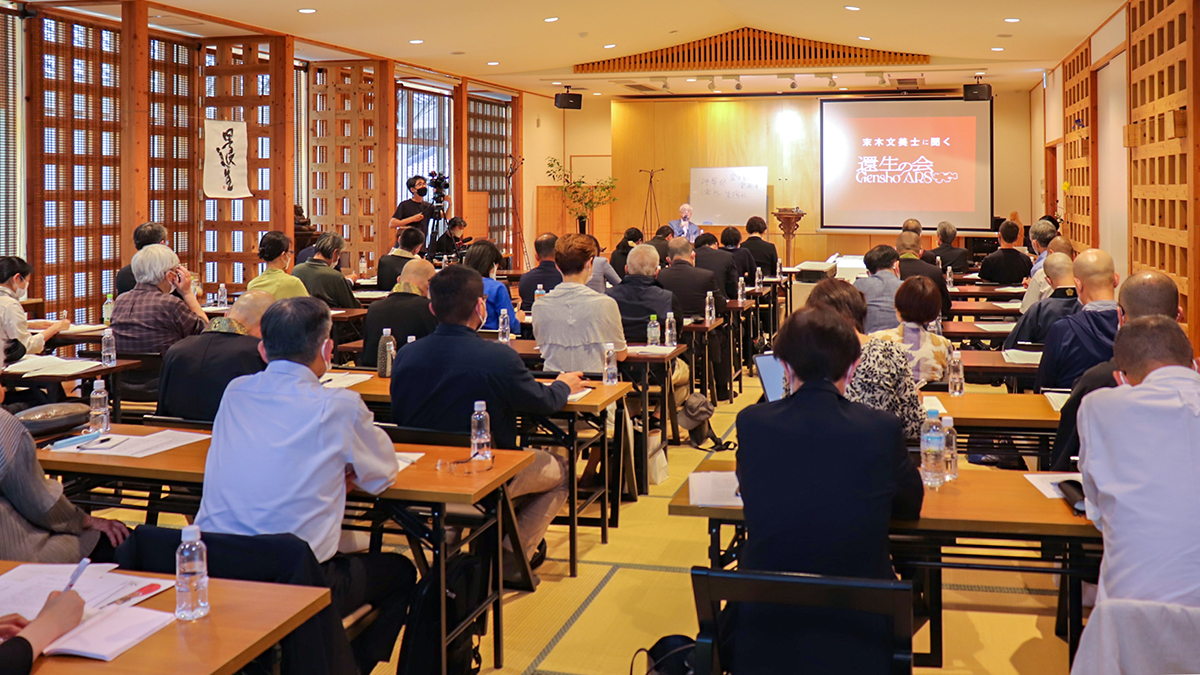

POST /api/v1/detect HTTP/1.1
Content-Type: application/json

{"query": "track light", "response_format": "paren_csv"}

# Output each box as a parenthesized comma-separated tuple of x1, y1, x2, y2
(733, 76, 743, 91)
(827, 77, 837, 88)
(707, 77, 716, 92)
(652, 77, 670, 92)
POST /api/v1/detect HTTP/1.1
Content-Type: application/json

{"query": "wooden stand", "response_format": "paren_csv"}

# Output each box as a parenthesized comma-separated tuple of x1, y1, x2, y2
(773, 209, 806, 268)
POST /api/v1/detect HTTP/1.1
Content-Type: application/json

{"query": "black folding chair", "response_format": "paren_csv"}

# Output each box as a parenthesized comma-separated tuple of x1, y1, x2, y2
(375, 423, 470, 447)
(141, 414, 214, 431)
(690, 566, 913, 675)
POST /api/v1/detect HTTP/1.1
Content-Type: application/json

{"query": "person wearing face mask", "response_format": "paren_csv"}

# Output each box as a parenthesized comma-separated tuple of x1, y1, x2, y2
(0, 257, 70, 356)
(196, 297, 416, 675)
(388, 174, 450, 238)
(461, 239, 518, 330)
(246, 231, 309, 300)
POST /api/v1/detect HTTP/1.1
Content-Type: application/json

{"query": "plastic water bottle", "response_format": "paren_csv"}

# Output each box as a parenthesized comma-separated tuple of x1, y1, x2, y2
(216, 283, 228, 308)
(665, 312, 678, 347)
(470, 401, 492, 464)
(175, 525, 210, 621)
(603, 342, 618, 385)
(377, 328, 396, 378)
(920, 410, 946, 489)
(88, 379, 110, 433)
(755, 266, 763, 288)
(647, 314, 661, 346)
(358, 253, 368, 277)
(705, 291, 715, 323)
(945, 263, 956, 290)
(534, 284, 547, 303)
(935, 255, 942, 271)
(498, 308, 511, 343)
(737, 277, 745, 302)
(101, 328, 116, 367)
(948, 350, 965, 397)
(941, 416, 959, 481)
(101, 293, 114, 325)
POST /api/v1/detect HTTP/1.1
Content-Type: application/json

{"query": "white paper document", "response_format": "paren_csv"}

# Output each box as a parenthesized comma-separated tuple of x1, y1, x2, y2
(1044, 391, 1071, 412)
(626, 345, 677, 356)
(59, 324, 107, 334)
(993, 301, 1023, 310)
(395, 452, 424, 470)
(354, 291, 389, 300)
(962, 272, 980, 280)
(321, 372, 372, 389)
(50, 430, 209, 458)
(923, 396, 948, 414)
(44, 604, 174, 661)
(330, 309, 346, 316)
(996, 286, 1027, 292)
(567, 387, 593, 403)
(688, 472, 743, 508)
(1024, 472, 1083, 499)
(356, 277, 378, 286)
(975, 323, 1016, 333)
(200, 305, 228, 314)
(0, 565, 168, 620)
(5, 355, 101, 377)
(1002, 350, 1043, 365)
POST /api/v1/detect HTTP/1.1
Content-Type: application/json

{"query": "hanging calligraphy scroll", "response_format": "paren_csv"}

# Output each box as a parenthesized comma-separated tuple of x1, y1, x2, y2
(202, 119, 252, 198)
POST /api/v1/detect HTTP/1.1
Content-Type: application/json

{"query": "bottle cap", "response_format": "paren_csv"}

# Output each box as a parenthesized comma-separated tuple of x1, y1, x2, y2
(667, 312, 674, 318)
(220, 283, 226, 287)
(951, 350, 961, 358)
(106, 293, 112, 299)
(93, 379, 105, 391)
(103, 327, 113, 336)
(604, 342, 615, 350)
(941, 416, 954, 427)
(537, 284, 543, 290)
(474, 400, 486, 412)
(650, 314, 657, 321)
(382, 328, 391, 336)
(706, 291, 713, 296)
(926, 409, 939, 419)
(500, 308, 508, 315)
(181, 525, 201, 542)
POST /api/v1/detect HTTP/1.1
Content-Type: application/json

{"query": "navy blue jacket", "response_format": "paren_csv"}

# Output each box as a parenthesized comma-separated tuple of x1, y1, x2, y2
(1002, 287, 1081, 350)
(606, 275, 681, 344)
(517, 260, 562, 312)
(1036, 308, 1119, 391)
(389, 324, 569, 449)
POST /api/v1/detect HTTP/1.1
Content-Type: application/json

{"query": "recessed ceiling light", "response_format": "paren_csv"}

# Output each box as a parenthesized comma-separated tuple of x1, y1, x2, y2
(544, 16, 558, 22)
(487, 61, 500, 65)
(297, 8, 316, 13)
(991, 47, 1004, 51)
(845, 5, 860, 9)
(858, 36, 871, 41)
(593, 92, 601, 95)
(975, 71, 986, 75)
(839, 87, 848, 91)
(409, 39, 423, 44)
(714, 90, 722, 93)
(604, 44, 616, 49)
(1004, 17, 1020, 23)
(686, 78, 697, 82)
(552, 81, 562, 85)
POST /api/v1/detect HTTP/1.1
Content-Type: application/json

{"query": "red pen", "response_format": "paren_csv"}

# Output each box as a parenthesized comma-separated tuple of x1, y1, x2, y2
(108, 583, 162, 607)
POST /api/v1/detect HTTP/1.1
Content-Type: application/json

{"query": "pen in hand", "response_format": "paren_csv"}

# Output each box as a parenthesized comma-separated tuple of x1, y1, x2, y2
(62, 557, 90, 593)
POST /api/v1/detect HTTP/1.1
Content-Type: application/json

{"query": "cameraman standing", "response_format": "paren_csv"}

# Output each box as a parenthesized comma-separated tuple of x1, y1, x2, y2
(389, 174, 451, 237)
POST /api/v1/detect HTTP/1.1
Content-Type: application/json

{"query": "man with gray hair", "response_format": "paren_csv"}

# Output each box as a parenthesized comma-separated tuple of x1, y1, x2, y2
(929, 221, 970, 273)
(115, 221, 170, 297)
(156, 290, 274, 421)
(669, 203, 700, 243)
(197, 297, 415, 674)
(607, 244, 682, 343)
(291, 232, 361, 310)
(110, 243, 207, 356)
(1028, 218, 1060, 275)
(1003, 252, 1080, 350)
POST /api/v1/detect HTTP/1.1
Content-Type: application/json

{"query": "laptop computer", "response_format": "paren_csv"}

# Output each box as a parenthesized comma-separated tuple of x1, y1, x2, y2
(754, 352, 789, 402)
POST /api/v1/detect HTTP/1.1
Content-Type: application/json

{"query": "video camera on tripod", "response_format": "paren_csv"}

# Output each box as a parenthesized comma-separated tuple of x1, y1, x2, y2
(427, 170, 450, 214)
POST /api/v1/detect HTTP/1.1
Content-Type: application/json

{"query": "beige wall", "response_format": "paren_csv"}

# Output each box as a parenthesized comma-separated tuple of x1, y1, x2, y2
(1030, 83, 1045, 216)
(520, 93, 565, 268)
(993, 90, 1033, 224)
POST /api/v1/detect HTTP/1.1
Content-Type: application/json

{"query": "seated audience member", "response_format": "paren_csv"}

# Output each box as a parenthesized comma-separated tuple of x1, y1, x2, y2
(734, 305, 923, 673)
(156, 290, 273, 422)
(431, 216, 469, 259)
(1078, 316, 1200, 606)
(870, 276, 952, 383)
(518, 233, 563, 312)
(360, 259, 437, 368)
(1051, 270, 1180, 470)
(0, 377, 128, 563)
(807, 279, 923, 439)
(390, 265, 583, 571)
(1003, 252, 1080, 350)
(693, 232, 737, 299)
(291, 233, 361, 310)
(610, 227, 643, 280)
(740, 216, 779, 276)
(1028, 218, 1060, 275)
(607, 244, 683, 343)
(1036, 249, 1119, 391)
(110, 244, 207, 355)
(0, 590, 84, 675)
(929, 221, 970, 273)
(377, 226, 424, 293)
(246, 231, 309, 300)
(979, 220, 1033, 284)
(115, 222, 169, 297)
(854, 245, 902, 334)
(534, 233, 627, 373)
(659, 238, 732, 398)
(648, 226, 674, 267)
(1021, 235, 1075, 312)
(462, 239, 518, 330)
(0, 257, 69, 355)
(896, 231, 951, 318)
(901, 218, 938, 265)
(719, 226, 757, 286)
(196, 297, 415, 673)
(585, 235, 622, 294)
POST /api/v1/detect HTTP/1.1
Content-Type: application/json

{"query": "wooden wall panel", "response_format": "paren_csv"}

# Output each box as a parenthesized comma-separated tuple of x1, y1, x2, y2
(1062, 42, 1096, 247)
(533, 186, 613, 249)
(1127, 0, 1195, 339)
(463, 191, 491, 244)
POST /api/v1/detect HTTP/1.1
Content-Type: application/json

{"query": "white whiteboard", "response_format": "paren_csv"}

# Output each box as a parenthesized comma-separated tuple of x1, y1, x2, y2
(688, 166, 768, 227)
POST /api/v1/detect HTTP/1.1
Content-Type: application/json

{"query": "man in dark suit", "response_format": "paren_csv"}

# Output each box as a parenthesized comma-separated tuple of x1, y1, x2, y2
(979, 220, 1034, 284)
(659, 238, 731, 398)
(648, 226, 674, 268)
(517, 233, 562, 312)
(390, 264, 584, 572)
(607, 244, 682, 343)
(1003, 253, 1080, 349)
(376, 227, 424, 293)
(360, 259, 437, 367)
(928, 221, 971, 273)
(902, 219, 939, 266)
(896, 231, 951, 318)
(734, 306, 923, 673)
(719, 227, 756, 287)
(1037, 249, 1119, 391)
(740, 216, 779, 276)
(156, 290, 273, 422)
(693, 232, 738, 299)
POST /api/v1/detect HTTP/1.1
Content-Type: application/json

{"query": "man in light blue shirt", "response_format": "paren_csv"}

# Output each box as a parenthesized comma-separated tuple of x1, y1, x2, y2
(1029, 218, 1059, 276)
(854, 245, 903, 334)
(668, 203, 701, 243)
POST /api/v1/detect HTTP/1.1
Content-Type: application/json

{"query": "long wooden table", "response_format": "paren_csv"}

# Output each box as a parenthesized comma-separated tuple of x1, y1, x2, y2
(3, 358, 142, 422)
(948, 285, 1026, 301)
(932, 392, 1059, 467)
(670, 461, 1100, 668)
(14, 560, 329, 675)
(37, 425, 532, 674)
(959, 350, 1039, 378)
(941, 320, 1014, 342)
(949, 300, 1022, 319)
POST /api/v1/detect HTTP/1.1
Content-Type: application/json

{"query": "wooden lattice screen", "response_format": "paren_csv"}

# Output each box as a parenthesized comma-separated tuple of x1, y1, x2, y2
(1127, 0, 1195, 337)
(1062, 43, 1096, 248)
(574, 26, 929, 74)
(149, 38, 200, 272)
(308, 61, 396, 269)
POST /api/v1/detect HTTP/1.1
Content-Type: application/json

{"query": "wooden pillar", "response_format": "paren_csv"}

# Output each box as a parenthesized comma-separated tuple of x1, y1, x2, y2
(119, 0, 150, 264)
(453, 79, 469, 218)
(269, 35, 296, 238)
(376, 60, 397, 262)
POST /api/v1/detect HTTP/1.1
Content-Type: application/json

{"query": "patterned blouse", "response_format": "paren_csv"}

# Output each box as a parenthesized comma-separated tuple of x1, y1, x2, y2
(870, 323, 952, 384)
(846, 338, 925, 440)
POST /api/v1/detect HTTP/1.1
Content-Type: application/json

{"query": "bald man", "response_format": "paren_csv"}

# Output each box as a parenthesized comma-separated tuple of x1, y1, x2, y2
(900, 218, 938, 265)
(156, 289, 275, 421)
(1051, 270, 1183, 469)
(1020, 236, 1076, 311)
(1003, 253, 1080, 349)
(895, 231, 951, 317)
(669, 203, 700, 243)
(1036, 249, 1120, 391)
(360, 258, 438, 367)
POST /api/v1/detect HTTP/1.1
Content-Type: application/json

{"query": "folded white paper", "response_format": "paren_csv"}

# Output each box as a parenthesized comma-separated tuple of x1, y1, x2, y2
(923, 396, 948, 414)
(1024, 472, 1083, 499)
(993, 301, 1023, 310)
(1044, 391, 1070, 412)
(567, 387, 593, 403)
(321, 372, 372, 389)
(975, 323, 1016, 333)
(688, 472, 743, 508)
(395, 452, 424, 470)
(1002, 350, 1043, 365)
(44, 605, 174, 661)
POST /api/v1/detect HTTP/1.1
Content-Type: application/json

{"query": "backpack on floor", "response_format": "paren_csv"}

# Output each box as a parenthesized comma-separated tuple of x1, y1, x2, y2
(396, 553, 488, 675)
(677, 393, 736, 452)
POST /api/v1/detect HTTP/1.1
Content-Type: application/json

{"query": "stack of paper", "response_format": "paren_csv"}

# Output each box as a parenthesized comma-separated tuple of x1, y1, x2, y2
(961, 272, 980, 280)
(626, 345, 677, 356)
(996, 286, 1027, 293)
(688, 472, 743, 507)
(5, 355, 103, 377)
(354, 290, 389, 300)
(0, 564, 169, 620)
(975, 323, 1016, 333)
(1024, 472, 1083, 499)
(59, 324, 107, 334)
(50, 430, 210, 458)
(567, 387, 593, 403)
(330, 309, 346, 316)
(44, 605, 174, 661)
(1002, 350, 1043, 365)
(923, 396, 948, 414)
(321, 372, 372, 389)
(993, 301, 1023, 310)
(1044, 391, 1071, 412)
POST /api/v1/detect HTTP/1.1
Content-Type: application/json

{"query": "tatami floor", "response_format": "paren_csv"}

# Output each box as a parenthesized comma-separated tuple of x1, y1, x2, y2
(102, 378, 1070, 675)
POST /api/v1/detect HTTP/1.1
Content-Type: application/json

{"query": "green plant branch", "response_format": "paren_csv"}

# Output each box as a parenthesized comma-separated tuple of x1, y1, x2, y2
(547, 156, 618, 219)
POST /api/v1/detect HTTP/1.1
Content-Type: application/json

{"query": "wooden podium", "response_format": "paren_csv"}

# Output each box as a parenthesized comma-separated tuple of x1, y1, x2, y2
(773, 209, 806, 267)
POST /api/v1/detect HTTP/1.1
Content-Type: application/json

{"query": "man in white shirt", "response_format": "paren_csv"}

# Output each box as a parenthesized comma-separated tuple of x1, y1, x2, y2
(1078, 315, 1200, 606)
(196, 297, 414, 673)
(1021, 235, 1075, 312)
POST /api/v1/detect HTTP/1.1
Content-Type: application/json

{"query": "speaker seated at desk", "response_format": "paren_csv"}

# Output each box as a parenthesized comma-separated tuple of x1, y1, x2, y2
(668, 204, 701, 243)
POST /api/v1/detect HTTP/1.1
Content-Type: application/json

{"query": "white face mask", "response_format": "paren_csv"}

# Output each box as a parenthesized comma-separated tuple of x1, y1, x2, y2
(476, 299, 488, 328)
(489, 265, 498, 280)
